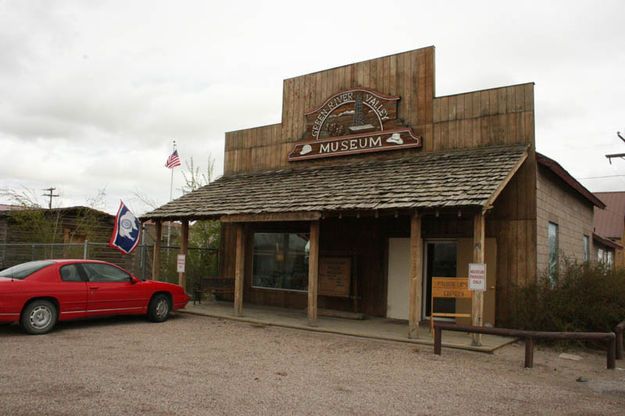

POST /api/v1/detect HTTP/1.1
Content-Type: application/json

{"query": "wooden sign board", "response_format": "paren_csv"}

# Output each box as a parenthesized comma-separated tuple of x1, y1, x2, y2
(319, 257, 351, 298)
(432, 277, 471, 299)
(288, 87, 423, 162)
(431, 277, 472, 337)
(288, 128, 422, 162)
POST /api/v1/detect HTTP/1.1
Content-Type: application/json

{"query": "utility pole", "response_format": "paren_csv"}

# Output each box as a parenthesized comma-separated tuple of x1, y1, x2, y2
(605, 132, 625, 164)
(42, 187, 59, 209)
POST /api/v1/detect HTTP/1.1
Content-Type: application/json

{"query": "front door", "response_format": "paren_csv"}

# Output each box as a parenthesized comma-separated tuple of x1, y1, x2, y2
(423, 241, 458, 319)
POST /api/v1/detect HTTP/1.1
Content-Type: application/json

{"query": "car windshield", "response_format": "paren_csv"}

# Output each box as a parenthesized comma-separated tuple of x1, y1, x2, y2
(0, 260, 55, 280)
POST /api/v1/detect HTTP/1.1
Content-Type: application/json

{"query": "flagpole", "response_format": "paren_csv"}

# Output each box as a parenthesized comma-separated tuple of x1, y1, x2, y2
(167, 139, 176, 248)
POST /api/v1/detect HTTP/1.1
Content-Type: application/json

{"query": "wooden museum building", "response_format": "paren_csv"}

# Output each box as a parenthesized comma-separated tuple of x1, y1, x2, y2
(144, 46, 603, 337)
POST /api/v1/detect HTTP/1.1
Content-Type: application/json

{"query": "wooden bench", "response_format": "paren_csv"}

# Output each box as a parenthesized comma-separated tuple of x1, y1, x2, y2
(193, 277, 234, 304)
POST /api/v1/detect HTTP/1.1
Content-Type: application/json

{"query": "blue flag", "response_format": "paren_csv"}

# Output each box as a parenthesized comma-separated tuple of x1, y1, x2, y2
(109, 201, 141, 254)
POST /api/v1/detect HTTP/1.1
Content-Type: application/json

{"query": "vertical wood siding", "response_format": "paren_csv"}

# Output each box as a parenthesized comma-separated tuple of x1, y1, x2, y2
(219, 47, 539, 323)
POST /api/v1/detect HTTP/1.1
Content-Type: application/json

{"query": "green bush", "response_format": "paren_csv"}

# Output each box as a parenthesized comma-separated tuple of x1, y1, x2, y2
(503, 260, 625, 335)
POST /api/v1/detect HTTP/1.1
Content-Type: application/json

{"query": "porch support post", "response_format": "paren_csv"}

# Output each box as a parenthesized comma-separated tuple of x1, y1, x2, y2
(234, 223, 245, 316)
(178, 220, 189, 289)
(472, 212, 486, 345)
(152, 220, 162, 281)
(307, 220, 320, 326)
(409, 211, 423, 339)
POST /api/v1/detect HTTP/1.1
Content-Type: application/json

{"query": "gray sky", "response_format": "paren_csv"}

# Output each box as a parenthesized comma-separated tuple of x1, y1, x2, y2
(1, 0, 624, 215)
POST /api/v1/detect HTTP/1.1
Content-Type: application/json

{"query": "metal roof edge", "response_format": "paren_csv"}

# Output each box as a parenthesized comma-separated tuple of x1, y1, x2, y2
(536, 152, 606, 209)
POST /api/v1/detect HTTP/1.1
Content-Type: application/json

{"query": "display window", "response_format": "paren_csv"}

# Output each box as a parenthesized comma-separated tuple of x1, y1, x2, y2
(252, 232, 310, 291)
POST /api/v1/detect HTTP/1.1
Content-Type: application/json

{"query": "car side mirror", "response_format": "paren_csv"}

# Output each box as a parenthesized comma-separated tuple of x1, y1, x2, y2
(130, 277, 139, 284)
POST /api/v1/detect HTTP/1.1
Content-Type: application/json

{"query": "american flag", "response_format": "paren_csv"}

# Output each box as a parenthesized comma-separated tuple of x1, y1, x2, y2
(166, 150, 181, 169)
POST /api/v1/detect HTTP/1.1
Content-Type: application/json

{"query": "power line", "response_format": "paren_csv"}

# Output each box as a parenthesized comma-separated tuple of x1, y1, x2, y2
(579, 175, 625, 179)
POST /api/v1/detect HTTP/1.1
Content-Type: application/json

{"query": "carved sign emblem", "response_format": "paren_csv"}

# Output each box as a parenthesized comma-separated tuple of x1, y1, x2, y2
(288, 87, 422, 162)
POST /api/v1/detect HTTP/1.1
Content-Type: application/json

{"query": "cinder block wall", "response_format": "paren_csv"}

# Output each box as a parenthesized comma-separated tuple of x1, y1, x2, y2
(536, 165, 594, 276)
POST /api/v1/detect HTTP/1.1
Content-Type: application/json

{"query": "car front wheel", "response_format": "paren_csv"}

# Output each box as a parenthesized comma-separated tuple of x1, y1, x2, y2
(147, 294, 171, 322)
(21, 300, 57, 335)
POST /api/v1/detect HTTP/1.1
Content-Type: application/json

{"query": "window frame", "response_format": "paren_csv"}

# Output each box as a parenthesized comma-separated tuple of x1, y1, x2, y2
(251, 231, 310, 292)
(81, 262, 133, 283)
(598, 248, 605, 263)
(60, 264, 87, 282)
(548, 222, 559, 284)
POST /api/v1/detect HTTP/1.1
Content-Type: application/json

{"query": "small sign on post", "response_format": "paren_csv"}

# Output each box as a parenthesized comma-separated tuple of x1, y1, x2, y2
(177, 254, 186, 273)
(468, 263, 486, 291)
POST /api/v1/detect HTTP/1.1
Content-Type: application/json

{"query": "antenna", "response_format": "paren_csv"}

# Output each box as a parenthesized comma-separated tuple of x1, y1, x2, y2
(42, 187, 59, 209)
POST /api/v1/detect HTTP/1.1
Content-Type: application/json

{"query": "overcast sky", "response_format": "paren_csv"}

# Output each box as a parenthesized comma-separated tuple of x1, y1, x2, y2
(1, 0, 624, 215)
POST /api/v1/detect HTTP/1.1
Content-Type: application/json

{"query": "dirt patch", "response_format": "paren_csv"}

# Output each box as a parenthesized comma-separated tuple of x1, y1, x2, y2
(0, 314, 623, 415)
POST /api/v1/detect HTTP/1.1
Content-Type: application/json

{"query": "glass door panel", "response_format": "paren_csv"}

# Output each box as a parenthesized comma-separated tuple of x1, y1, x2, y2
(423, 241, 457, 318)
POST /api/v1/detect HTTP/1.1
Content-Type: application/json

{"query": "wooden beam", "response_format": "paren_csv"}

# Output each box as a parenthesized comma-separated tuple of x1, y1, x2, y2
(220, 211, 321, 223)
(152, 220, 162, 281)
(234, 223, 245, 316)
(408, 211, 423, 338)
(178, 220, 189, 289)
(307, 220, 320, 326)
(472, 212, 486, 345)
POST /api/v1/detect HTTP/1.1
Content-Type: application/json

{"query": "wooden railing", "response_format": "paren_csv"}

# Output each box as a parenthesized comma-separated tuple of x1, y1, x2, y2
(433, 322, 616, 370)
(616, 319, 625, 360)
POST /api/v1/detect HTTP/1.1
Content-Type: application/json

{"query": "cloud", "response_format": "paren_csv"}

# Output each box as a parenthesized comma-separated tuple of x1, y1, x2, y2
(1, 0, 625, 214)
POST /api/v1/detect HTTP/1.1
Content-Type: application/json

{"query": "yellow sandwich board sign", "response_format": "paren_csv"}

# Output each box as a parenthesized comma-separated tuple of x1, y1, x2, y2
(430, 277, 472, 336)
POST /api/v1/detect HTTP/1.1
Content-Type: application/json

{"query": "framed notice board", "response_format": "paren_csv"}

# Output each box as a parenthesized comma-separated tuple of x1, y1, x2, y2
(319, 256, 351, 298)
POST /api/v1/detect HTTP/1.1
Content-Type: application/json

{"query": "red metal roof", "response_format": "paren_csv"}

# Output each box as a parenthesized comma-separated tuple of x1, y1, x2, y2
(536, 153, 606, 209)
(593, 191, 625, 239)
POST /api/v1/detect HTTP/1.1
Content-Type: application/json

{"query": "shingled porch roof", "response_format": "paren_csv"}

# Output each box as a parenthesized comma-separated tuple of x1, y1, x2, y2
(142, 145, 529, 221)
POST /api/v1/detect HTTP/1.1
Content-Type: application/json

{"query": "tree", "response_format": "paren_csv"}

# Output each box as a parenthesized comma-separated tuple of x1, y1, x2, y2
(180, 154, 215, 195)
(180, 155, 220, 249)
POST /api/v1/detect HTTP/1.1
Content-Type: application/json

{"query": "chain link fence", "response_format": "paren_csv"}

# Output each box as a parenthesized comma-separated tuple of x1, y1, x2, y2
(0, 242, 219, 293)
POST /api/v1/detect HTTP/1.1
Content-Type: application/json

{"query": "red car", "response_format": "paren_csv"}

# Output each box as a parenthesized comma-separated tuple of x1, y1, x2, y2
(0, 259, 190, 334)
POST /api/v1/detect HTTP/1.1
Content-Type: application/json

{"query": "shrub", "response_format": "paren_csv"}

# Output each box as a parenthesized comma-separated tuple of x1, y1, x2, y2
(503, 260, 625, 335)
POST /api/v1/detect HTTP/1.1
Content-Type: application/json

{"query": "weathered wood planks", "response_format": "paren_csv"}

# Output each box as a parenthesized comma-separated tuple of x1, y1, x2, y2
(224, 47, 436, 175)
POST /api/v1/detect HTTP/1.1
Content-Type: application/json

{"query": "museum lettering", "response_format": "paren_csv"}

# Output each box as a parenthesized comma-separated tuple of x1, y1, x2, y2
(319, 136, 382, 154)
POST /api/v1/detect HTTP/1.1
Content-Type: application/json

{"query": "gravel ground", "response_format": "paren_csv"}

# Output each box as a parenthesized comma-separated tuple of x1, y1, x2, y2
(1, 312, 624, 415)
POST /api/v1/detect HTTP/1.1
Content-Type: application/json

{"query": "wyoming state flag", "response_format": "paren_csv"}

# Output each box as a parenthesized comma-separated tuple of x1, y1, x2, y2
(109, 201, 141, 254)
